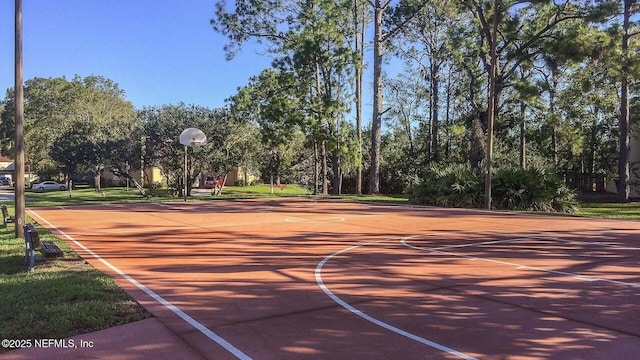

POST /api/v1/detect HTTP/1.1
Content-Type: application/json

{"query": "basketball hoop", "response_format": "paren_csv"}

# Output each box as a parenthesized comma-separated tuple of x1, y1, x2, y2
(180, 128, 207, 147)
(180, 128, 207, 201)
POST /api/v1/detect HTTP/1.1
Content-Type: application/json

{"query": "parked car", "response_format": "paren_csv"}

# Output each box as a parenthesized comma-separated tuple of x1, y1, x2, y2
(0, 177, 11, 186)
(31, 181, 67, 192)
(204, 176, 217, 189)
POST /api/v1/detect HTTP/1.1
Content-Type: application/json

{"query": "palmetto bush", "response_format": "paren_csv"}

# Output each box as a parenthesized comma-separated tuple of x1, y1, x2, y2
(409, 165, 578, 213)
(409, 165, 483, 208)
(492, 167, 578, 213)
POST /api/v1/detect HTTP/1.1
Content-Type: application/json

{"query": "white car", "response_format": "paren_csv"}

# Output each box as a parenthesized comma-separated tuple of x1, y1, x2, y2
(31, 181, 67, 192)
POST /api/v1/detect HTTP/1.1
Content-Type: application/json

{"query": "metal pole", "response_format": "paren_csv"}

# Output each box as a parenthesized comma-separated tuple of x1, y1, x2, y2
(14, 0, 25, 238)
(184, 145, 187, 201)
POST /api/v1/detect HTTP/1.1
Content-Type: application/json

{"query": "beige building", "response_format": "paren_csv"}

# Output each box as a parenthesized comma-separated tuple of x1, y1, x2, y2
(0, 156, 13, 180)
(198, 167, 259, 188)
(605, 130, 640, 198)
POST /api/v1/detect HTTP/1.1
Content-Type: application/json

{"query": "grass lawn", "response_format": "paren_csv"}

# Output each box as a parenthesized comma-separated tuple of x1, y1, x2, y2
(24, 183, 312, 206)
(25, 186, 171, 207)
(0, 204, 149, 352)
(216, 183, 311, 197)
(575, 201, 640, 219)
(1, 185, 638, 352)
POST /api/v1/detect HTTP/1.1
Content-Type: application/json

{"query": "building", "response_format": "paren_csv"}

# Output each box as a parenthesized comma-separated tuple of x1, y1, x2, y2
(0, 156, 13, 180)
(605, 130, 640, 198)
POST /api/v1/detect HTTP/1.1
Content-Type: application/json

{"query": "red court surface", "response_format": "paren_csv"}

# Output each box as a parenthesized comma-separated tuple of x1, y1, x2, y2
(19, 199, 640, 359)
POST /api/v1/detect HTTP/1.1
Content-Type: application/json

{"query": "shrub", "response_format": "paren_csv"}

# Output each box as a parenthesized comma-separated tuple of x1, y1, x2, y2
(409, 165, 578, 213)
(409, 165, 483, 208)
(492, 167, 578, 213)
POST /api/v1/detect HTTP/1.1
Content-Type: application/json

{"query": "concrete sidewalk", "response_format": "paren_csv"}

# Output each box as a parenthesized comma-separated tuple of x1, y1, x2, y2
(0, 318, 205, 360)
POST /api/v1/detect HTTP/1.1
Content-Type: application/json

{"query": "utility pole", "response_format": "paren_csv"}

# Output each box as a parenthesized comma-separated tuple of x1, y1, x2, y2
(14, 0, 25, 238)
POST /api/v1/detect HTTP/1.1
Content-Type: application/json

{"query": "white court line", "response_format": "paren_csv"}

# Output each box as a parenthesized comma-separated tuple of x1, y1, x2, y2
(28, 209, 252, 360)
(540, 236, 640, 251)
(285, 216, 345, 223)
(402, 236, 640, 288)
(315, 237, 478, 360)
(424, 237, 528, 251)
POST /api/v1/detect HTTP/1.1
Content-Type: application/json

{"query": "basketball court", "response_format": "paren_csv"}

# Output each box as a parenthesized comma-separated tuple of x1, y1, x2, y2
(26, 198, 640, 359)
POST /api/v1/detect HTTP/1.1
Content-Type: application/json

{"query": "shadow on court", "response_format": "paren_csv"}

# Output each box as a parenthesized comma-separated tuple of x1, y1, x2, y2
(25, 199, 640, 359)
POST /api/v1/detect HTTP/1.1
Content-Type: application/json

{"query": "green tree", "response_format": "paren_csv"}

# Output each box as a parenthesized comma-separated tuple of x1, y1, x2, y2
(139, 103, 259, 197)
(228, 69, 306, 189)
(391, 0, 456, 163)
(283, 0, 355, 194)
(368, 0, 429, 194)
(454, 0, 603, 208)
(384, 70, 429, 180)
(205, 108, 260, 193)
(0, 75, 136, 183)
(50, 123, 95, 182)
(139, 104, 210, 197)
(213, 0, 357, 194)
(70, 76, 137, 190)
(557, 53, 620, 188)
(1, 77, 78, 175)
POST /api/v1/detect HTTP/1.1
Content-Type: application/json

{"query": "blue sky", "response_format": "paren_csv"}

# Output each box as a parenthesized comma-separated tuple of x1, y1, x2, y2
(0, 1, 274, 109)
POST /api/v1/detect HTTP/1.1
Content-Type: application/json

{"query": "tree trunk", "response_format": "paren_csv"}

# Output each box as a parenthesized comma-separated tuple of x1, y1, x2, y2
(589, 118, 598, 192)
(618, 0, 631, 202)
(321, 140, 328, 195)
(520, 100, 526, 169)
(332, 151, 341, 195)
(217, 174, 228, 195)
(549, 69, 558, 167)
(354, 0, 364, 195)
(445, 69, 452, 159)
(93, 166, 101, 191)
(470, 115, 485, 171)
(122, 173, 147, 197)
(430, 61, 440, 162)
(332, 116, 342, 195)
(483, 0, 499, 209)
(369, 0, 383, 194)
(314, 142, 319, 195)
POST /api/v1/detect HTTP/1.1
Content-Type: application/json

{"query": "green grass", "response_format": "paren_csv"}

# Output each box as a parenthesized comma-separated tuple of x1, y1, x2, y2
(24, 184, 312, 206)
(25, 187, 170, 207)
(316, 193, 410, 204)
(2, 186, 639, 351)
(0, 205, 150, 352)
(575, 201, 640, 219)
(215, 183, 311, 197)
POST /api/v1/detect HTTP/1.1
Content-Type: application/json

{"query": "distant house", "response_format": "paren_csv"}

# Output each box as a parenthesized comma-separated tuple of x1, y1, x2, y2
(199, 167, 259, 188)
(225, 167, 259, 186)
(606, 130, 640, 198)
(97, 167, 165, 188)
(135, 167, 165, 188)
(0, 156, 13, 179)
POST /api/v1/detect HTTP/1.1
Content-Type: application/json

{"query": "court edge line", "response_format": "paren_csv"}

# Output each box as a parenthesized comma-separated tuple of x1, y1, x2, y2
(315, 237, 478, 360)
(27, 209, 252, 360)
